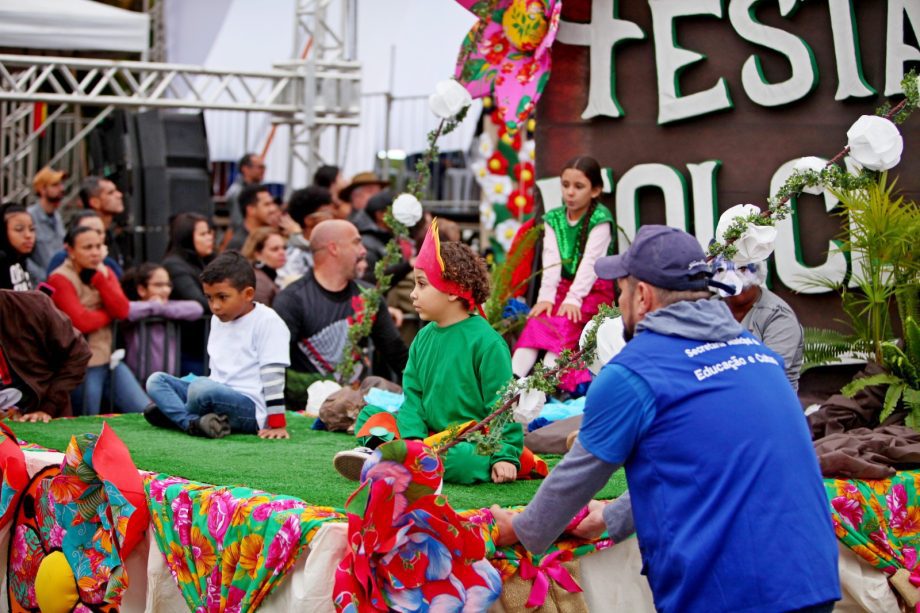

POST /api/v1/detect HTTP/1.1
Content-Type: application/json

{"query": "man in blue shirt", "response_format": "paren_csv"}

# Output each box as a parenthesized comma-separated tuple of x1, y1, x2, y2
(493, 225, 840, 613)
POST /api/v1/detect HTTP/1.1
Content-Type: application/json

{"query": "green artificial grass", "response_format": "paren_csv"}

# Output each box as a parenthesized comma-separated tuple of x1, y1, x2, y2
(7, 413, 627, 511)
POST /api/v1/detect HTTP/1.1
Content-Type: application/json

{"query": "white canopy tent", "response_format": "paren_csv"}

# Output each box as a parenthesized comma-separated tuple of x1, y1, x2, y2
(0, 0, 149, 54)
(164, 0, 480, 186)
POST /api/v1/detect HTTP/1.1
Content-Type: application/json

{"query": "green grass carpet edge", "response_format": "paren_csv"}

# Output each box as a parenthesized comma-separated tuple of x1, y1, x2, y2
(8, 413, 627, 510)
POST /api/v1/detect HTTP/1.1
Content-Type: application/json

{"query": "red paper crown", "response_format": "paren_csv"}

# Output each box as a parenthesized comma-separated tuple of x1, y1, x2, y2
(416, 218, 483, 314)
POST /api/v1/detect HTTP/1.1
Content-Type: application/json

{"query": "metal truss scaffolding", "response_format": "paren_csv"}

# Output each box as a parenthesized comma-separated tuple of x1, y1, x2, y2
(0, 0, 360, 202)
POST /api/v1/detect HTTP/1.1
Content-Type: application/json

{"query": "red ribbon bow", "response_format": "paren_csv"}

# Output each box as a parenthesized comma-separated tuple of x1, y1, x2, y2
(519, 549, 583, 608)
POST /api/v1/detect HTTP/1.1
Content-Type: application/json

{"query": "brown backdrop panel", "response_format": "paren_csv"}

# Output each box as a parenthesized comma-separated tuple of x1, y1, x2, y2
(536, 0, 920, 329)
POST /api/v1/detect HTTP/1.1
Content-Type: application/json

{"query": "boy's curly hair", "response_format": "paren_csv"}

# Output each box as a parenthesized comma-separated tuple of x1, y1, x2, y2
(440, 241, 491, 309)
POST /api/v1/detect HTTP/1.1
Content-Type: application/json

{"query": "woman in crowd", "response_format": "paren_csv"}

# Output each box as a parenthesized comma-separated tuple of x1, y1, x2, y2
(0, 202, 35, 291)
(121, 262, 205, 381)
(46, 211, 124, 279)
(162, 212, 215, 374)
(241, 227, 287, 306)
(47, 226, 149, 415)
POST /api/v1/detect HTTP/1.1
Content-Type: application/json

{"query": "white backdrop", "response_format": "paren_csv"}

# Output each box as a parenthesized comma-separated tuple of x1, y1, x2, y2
(0, 0, 149, 53)
(164, 0, 481, 187)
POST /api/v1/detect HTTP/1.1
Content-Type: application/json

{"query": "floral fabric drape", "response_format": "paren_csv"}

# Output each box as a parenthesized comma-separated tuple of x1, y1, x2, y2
(145, 472, 345, 612)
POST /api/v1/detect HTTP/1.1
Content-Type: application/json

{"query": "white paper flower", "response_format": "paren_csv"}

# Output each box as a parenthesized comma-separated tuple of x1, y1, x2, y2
(477, 133, 494, 158)
(522, 138, 536, 162)
(580, 316, 627, 375)
(846, 115, 903, 171)
(305, 380, 342, 417)
(792, 156, 827, 195)
(481, 174, 514, 202)
(392, 193, 423, 227)
(716, 204, 778, 265)
(428, 79, 473, 119)
(471, 160, 489, 184)
(494, 218, 521, 252)
(479, 202, 496, 230)
(513, 382, 545, 424)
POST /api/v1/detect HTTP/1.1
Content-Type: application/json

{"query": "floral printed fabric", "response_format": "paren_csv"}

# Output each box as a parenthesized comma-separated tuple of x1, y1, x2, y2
(333, 440, 503, 612)
(468, 506, 614, 582)
(47, 424, 148, 608)
(145, 472, 344, 612)
(8, 465, 64, 612)
(0, 422, 27, 530)
(826, 471, 920, 580)
(455, 0, 562, 131)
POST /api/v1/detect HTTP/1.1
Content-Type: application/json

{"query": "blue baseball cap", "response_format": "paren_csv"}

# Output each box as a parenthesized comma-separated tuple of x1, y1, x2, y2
(595, 225, 712, 291)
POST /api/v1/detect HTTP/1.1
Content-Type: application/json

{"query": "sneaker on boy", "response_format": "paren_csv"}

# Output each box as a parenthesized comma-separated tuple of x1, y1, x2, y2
(333, 446, 374, 481)
(145, 252, 291, 440)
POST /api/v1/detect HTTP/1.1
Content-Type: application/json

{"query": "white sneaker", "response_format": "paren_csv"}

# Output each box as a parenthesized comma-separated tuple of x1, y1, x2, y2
(333, 447, 374, 481)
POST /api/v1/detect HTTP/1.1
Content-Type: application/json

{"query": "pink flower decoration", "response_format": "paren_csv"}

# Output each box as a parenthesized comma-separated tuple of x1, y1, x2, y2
(205, 567, 222, 612)
(172, 490, 194, 546)
(832, 496, 864, 529)
(265, 514, 303, 571)
(206, 490, 238, 545)
(455, 0, 562, 131)
(252, 498, 304, 523)
(149, 475, 188, 503)
(48, 523, 65, 549)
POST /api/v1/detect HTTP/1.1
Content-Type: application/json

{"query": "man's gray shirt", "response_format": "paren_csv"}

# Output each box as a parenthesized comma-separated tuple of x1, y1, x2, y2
(27, 202, 64, 282)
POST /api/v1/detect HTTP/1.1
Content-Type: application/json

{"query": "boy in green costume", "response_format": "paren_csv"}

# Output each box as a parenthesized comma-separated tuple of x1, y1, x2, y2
(335, 220, 545, 485)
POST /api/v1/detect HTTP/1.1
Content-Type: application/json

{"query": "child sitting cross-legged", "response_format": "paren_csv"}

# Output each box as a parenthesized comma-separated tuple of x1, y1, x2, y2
(144, 251, 291, 439)
(335, 220, 546, 485)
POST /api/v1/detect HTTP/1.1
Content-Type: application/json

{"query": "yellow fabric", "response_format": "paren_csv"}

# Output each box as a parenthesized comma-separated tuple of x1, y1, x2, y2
(35, 551, 80, 613)
(423, 420, 477, 448)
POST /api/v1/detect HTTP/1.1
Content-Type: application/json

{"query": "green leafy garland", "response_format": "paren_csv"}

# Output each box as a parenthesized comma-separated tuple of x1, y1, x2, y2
(708, 70, 919, 262)
(334, 1, 498, 382)
(437, 303, 621, 456)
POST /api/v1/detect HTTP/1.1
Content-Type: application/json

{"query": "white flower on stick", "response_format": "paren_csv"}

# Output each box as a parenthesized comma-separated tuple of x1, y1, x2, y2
(792, 156, 827, 195)
(513, 380, 545, 424)
(392, 193, 424, 227)
(846, 115, 903, 171)
(716, 204, 778, 266)
(428, 79, 473, 119)
(579, 316, 626, 375)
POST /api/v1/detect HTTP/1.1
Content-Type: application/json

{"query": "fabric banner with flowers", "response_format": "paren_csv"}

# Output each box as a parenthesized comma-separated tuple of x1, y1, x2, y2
(145, 472, 344, 611)
(455, 0, 562, 132)
(472, 101, 538, 263)
(826, 470, 920, 579)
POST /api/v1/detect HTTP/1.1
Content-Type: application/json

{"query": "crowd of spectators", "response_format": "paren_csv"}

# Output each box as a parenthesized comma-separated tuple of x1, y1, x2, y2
(0, 159, 425, 419)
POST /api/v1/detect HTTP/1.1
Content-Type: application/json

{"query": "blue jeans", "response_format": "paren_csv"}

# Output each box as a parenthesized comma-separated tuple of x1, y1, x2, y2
(145, 373, 259, 434)
(72, 363, 149, 416)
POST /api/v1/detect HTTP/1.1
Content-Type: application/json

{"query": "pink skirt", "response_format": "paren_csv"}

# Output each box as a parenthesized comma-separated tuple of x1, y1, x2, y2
(515, 278, 615, 354)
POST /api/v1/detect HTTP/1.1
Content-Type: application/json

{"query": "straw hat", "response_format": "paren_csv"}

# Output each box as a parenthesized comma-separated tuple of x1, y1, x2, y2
(339, 171, 389, 202)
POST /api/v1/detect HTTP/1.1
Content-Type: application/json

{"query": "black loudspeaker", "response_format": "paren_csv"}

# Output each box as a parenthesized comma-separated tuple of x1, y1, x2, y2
(136, 167, 212, 261)
(132, 110, 212, 262)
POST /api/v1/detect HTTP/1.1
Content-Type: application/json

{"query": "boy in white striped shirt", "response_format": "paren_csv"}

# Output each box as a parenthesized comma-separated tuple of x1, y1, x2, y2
(145, 252, 291, 439)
